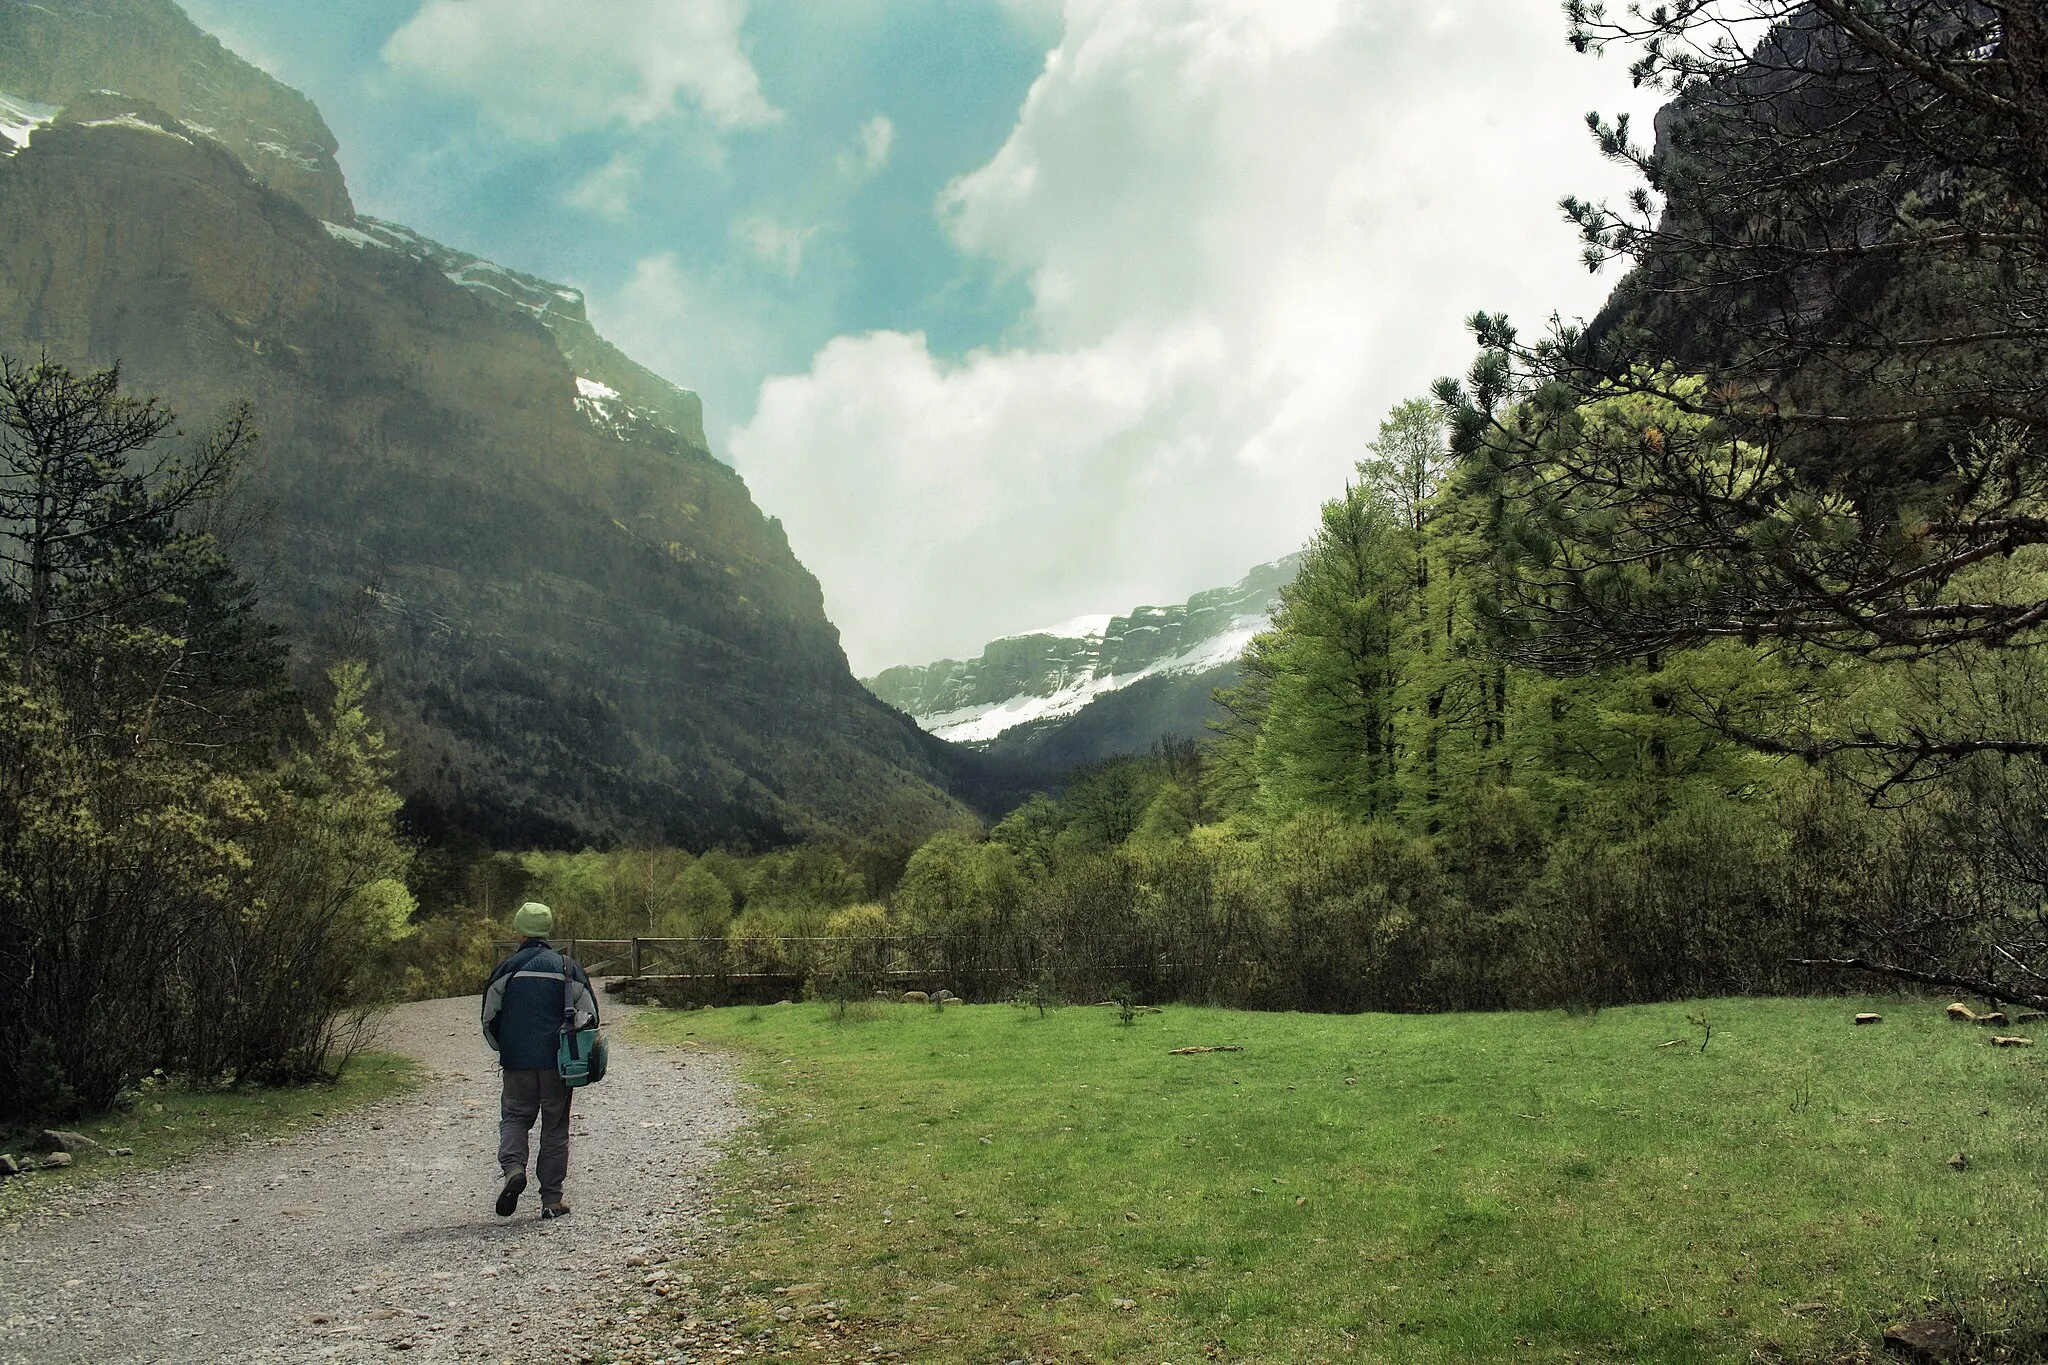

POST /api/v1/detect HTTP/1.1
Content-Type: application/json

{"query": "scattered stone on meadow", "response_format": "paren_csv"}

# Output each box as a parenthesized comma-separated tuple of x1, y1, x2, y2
(0, 1155, 18, 1177)
(1948, 1152, 1969, 1171)
(1946, 1002, 1978, 1023)
(1344, 1077, 1356, 1085)
(1882, 1318, 1965, 1362)
(42, 1152, 71, 1169)
(1111, 1298, 1136, 1311)
(110, 1147, 133, 1156)
(1854, 1013, 1883, 1025)
(1976, 1012, 2010, 1027)
(1991, 1035, 2034, 1047)
(901, 991, 930, 1005)
(39, 1129, 96, 1153)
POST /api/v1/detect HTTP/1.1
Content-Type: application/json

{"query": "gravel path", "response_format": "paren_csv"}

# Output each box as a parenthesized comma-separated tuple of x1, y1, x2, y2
(0, 994, 743, 1364)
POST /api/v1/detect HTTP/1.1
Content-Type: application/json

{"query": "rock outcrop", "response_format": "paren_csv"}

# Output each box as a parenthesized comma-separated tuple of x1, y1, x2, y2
(0, 0, 352, 220)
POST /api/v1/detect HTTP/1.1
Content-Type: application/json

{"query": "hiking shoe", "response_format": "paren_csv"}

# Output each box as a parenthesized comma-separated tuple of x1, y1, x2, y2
(495, 1170, 527, 1217)
(539, 1201, 571, 1220)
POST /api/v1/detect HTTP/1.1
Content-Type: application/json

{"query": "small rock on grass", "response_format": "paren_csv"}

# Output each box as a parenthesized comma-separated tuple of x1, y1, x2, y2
(1882, 1318, 1965, 1362)
(42, 1152, 72, 1169)
(0, 1155, 18, 1177)
(39, 1130, 96, 1153)
(1947, 1152, 1969, 1171)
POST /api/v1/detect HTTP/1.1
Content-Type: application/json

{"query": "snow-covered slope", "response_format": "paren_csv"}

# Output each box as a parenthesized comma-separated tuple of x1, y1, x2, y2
(0, 92, 57, 154)
(866, 555, 1299, 754)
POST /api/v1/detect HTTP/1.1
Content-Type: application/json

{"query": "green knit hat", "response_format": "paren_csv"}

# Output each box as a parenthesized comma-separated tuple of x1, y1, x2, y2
(512, 901, 554, 938)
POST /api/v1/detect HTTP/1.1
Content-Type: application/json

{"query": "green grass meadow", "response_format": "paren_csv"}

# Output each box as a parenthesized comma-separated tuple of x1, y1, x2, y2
(0, 1052, 419, 1223)
(636, 997, 2048, 1364)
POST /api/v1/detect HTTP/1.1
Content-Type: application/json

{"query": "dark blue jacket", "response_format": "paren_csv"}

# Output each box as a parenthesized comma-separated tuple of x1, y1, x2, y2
(481, 940, 600, 1072)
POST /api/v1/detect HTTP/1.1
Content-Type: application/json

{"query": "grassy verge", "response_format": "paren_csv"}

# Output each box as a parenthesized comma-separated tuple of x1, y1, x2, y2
(631, 997, 2048, 1364)
(0, 1051, 419, 1223)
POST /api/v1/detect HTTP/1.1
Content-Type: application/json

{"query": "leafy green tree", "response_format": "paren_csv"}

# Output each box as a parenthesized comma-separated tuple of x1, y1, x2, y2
(1243, 477, 1412, 820)
(0, 359, 410, 1115)
(0, 356, 255, 687)
(1440, 1, 2048, 680)
(186, 663, 415, 1085)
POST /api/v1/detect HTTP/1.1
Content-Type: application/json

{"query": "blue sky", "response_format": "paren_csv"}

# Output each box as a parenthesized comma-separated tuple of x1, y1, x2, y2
(181, 0, 1051, 421)
(178, 0, 1659, 675)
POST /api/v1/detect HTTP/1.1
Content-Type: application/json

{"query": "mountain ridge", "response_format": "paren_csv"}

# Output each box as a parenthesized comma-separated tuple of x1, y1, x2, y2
(0, 8, 988, 848)
(866, 555, 1299, 764)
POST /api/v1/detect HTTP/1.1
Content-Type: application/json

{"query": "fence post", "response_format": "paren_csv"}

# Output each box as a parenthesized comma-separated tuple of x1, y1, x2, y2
(631, 938, 643, 977)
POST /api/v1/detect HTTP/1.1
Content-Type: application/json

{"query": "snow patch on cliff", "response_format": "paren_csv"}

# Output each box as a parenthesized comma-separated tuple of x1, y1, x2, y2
(1007, 613, 1114, 642)
(78, 113, 193, 144)
(322, 221, 391, 251)
(575, 377, 645, 439)
(919, 611, 1268, 744)
(0, 93, 60, 155)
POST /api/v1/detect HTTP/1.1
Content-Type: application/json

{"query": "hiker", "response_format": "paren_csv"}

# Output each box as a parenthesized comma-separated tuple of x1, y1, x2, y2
(481, 902, 599, 1219)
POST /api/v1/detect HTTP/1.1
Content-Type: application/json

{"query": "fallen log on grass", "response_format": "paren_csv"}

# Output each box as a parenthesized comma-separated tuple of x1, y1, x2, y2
(1168, 1046, 1244, 1055)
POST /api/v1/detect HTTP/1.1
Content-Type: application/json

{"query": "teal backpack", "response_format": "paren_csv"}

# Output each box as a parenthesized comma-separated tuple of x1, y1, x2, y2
(557, 1006, 609, 1088)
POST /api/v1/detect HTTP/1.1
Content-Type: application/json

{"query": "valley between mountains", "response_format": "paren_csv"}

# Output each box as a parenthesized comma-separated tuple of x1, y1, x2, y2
(0, 0, 1018, 852)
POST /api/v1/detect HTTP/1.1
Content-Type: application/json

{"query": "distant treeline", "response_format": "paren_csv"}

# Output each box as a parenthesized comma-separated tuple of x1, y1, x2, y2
(391, 373, 2048, 1014)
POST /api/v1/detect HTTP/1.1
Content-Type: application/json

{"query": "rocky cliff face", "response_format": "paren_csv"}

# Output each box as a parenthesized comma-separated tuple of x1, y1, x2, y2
(0, 81, 974, 847)
(866, 556, 1299, 762)
(331, 217, 710, 453)
(0, 0, 352, 221)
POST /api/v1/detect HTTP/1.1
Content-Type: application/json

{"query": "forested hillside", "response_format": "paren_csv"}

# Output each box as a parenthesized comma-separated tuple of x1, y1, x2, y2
(0, 0, 983, 849)
(523, 1, 2048, 1018)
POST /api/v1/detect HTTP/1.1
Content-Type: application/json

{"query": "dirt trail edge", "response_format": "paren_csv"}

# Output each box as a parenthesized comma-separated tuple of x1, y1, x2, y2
(0, 993, 743, 1364)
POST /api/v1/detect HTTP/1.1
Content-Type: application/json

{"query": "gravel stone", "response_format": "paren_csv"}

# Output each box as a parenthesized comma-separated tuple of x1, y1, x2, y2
(0, 994, 740, 1363)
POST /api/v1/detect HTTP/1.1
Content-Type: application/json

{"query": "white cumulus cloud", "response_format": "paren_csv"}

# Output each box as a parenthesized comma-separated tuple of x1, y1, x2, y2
(732, 215, 817, 277)
(730, 0, 1662, 676)
(565, 151, 641, 218)
(852, 114, 894, 174)
(383, 0, 779, 141)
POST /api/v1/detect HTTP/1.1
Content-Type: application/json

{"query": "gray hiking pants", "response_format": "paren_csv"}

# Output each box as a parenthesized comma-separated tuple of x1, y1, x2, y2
(498, 1068, 572, 1201)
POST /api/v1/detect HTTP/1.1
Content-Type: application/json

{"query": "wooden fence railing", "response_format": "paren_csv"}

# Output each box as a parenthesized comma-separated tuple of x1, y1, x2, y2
(488, 930, 1291, 1008)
